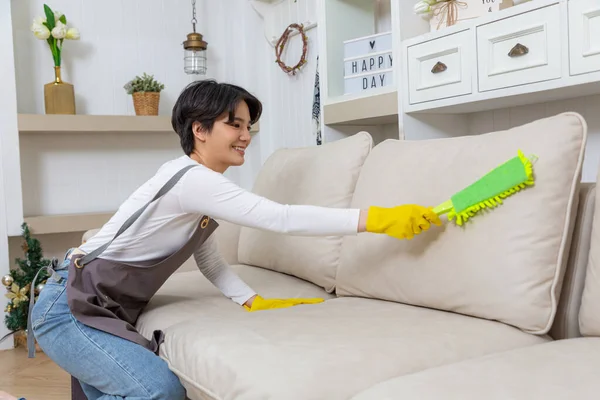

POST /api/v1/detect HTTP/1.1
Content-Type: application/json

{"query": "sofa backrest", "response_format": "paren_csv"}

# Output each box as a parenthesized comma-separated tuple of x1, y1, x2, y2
(550, 182, 595, 340)
(579, 168, 600, 337)
(237, 132, 373, 292)
(335, 112, 587, 335)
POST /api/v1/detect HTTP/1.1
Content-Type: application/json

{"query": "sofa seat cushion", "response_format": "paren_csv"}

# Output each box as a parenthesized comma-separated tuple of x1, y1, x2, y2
(159, 297, 548, 400)
(136, 264, 335, 339)
(351, 337, 600, 399)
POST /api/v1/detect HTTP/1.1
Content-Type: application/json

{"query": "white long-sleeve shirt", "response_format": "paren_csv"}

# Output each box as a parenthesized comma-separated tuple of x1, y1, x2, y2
(80, 155, 361, 304)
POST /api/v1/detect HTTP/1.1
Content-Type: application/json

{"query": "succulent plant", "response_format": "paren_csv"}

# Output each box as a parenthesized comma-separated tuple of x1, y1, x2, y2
(124, 73, 165, 94)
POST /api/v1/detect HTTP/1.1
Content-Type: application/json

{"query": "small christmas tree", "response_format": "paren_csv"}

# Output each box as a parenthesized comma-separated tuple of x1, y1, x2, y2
(2, 222, 51, 333)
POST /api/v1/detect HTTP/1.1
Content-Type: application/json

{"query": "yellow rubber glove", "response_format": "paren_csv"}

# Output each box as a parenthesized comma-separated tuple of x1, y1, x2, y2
(366, 204, 442, 240)
(243, 295, 324, 312)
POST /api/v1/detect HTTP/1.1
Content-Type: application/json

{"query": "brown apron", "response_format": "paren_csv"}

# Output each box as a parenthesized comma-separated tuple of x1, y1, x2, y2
(28, 164, 218, 357)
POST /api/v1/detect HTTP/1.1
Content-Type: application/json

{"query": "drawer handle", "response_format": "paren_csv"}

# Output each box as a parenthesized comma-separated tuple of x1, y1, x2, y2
(508, 43, 529, 58)
(431, 61, 447, 74)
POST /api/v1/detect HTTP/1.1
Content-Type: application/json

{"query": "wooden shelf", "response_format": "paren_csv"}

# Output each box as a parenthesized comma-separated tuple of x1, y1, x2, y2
(323, 89, 398, 126)
(17, 114, 260, 134)
(23, 212, 114, 235)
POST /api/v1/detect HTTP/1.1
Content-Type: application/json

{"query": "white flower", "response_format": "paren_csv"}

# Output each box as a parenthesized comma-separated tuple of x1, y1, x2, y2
(51, 20, 67, 39)
(414, 1, 432, 14)
(33, 16, 46, 25)
(65, 27, 80, 40)
(54, 11, 63, 21)
(31, 21, 50, 40)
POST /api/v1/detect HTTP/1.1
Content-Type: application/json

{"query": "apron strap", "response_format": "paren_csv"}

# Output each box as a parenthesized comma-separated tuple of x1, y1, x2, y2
(78, 164, 197, 267)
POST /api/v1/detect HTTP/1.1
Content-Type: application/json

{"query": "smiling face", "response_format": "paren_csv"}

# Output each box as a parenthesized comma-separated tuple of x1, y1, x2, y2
(190, 100, 253, 173)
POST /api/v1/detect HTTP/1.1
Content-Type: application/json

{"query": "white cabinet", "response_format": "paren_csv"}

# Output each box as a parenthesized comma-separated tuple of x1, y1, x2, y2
(407, 29, 472, 104)
(401, 0, 600, 113)
(568, 0, 600, 76)
(476, 3, 562, 92)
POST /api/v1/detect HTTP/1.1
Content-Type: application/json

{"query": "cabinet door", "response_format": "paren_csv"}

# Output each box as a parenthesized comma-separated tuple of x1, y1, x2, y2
(569, 0, 600, 76)
(476, 3, 562, 92)
(407, 29, 473, 104)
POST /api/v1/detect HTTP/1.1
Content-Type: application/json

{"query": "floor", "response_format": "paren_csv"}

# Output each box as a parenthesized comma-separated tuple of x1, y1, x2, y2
(0, 346, 70, 400)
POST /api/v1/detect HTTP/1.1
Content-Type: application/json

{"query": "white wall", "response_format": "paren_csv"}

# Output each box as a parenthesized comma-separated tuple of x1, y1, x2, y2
(8, 0, 323, 273)
(12, 0, 270, 195)
(12, 0, 321, 210)
(253, 0, 322, 151)
(1, 0, 18, 351)
(468, 95, 600, 182)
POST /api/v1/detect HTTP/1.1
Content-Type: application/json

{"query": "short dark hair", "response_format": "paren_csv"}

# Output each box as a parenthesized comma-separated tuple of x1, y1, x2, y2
(171, 79, 263, 155)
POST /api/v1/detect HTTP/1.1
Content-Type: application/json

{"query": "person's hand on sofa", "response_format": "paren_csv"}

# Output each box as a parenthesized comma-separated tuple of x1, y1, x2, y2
(362, 204, 442, 240)
(243, 295, 324, 311)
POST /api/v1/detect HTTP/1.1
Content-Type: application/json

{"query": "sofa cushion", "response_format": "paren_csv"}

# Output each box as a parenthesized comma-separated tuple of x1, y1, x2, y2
(579, 168, 600, 336)
(136, 264, 335, 340)
(81, 228, 100, 243)
(551, 183, 595, 339)
(159, 297, 547, 400)
(351, 337, 600, 400)
(238, 132, 373, 292)
(336, 112, 587, 334)
(175, 219, 242, 274)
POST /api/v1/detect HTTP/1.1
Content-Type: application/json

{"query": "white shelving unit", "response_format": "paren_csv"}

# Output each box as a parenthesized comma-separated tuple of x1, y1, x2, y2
(316, 0, 600, 145)
(316, 0, 430, 143)
(18, 114, 259, 134)
(23, 212, 114, 235)
(14, 114, 260, 236)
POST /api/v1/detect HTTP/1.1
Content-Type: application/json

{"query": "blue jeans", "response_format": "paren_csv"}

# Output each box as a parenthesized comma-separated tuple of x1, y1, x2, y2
(30, 254, 186, 400)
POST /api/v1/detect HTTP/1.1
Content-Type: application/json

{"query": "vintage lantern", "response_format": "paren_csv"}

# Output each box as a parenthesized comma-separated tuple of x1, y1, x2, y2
(183, 0, 208, 75)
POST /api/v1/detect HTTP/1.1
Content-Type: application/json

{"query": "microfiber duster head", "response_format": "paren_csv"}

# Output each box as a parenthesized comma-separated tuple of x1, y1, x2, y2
(433, 150, 535, 226)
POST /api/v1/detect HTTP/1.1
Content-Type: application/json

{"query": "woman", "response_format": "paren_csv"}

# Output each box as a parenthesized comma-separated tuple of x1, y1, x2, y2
(23, 80, 441, 400)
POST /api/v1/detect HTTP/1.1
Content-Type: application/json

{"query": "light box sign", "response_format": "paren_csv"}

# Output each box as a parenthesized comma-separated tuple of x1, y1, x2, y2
(343, 31, 394, 95)
(344, 52, 393, 76)
(344, 69, 393, 94)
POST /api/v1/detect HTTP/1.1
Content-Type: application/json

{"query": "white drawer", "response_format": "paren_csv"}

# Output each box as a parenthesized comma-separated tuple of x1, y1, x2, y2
(344, 69, 393, 95)
(568, 0, 600, 76)
(343, 32, 392, 60)
(476, 4, 562, 92)
(407, 29, 472, 105)
(344, 51, 393, 77)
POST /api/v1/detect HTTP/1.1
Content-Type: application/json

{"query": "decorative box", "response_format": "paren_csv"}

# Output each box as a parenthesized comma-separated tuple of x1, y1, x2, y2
(428, 0, 503, 31)
(343, 31, 393, 95)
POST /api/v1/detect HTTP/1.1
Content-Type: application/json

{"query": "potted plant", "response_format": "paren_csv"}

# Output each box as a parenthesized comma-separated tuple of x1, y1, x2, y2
(124, 73, 165, 116)
(30, 3, 80, 114)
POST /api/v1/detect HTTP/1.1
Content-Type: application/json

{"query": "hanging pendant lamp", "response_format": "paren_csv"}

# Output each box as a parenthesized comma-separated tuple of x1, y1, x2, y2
(183, 0, 208, 75)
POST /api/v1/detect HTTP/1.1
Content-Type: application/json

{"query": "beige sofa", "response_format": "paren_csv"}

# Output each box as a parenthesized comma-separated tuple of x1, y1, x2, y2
(84, 112, 600, 399)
